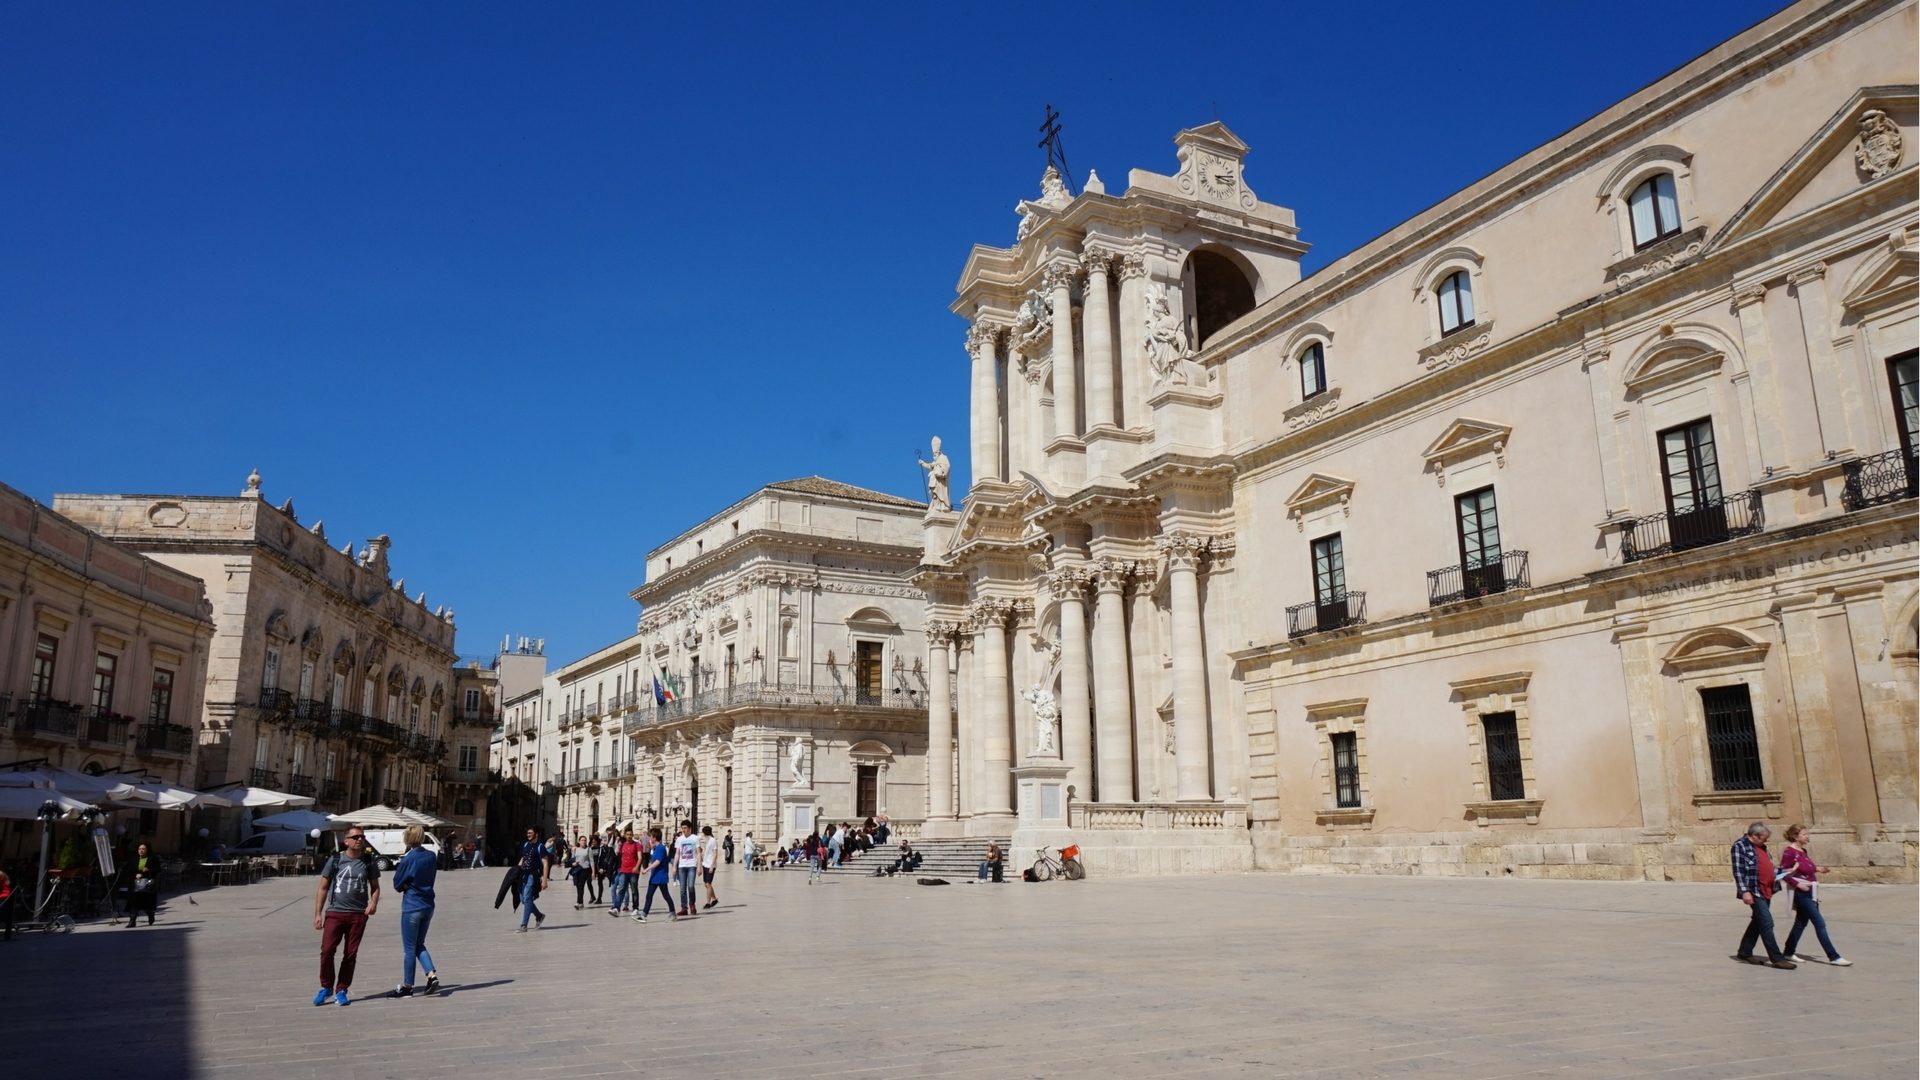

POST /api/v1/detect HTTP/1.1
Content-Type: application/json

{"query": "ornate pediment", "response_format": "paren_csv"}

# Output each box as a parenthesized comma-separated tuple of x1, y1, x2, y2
(1420, 418, 1511, 480)
(1840, 228, 1919, 312)
(1283, 473, 1355, 530)
(1712, 86, 1916, 247)
(1173, 121, 1258, 210)
(1662, 628, 1770, 674)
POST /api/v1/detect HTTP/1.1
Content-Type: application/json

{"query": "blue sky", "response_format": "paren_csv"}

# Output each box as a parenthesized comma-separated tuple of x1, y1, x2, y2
(2, 1, 1783, 665)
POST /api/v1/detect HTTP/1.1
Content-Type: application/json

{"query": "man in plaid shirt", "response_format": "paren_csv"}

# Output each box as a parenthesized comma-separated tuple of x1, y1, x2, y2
(1731, 822, 1794, 969)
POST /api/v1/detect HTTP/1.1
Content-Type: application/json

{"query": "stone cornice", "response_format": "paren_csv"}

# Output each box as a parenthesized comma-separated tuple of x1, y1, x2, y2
(631, 527, 921, 605)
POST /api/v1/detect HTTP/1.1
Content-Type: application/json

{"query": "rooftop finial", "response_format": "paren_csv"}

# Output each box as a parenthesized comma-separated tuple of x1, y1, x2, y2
(244, 468, 262, 497)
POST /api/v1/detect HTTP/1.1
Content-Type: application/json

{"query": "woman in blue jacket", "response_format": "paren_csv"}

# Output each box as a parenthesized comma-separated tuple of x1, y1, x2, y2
(390, 825, 442, 997)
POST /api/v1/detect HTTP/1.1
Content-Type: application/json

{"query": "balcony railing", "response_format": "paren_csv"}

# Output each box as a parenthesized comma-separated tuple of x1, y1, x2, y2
(1286, 590, 1368, 640)
(517, 715, 539, 736)
(441, 766, 499, 785)
(258, 688, 294, 718)
(1619, 489, 1763, 563)
(136, 723, 193, 757)
(248, 768, 279, 788)
(288, 773, 315, 796)
(453, 707, 496, 728)
(82, 707, 132, 746)
(295, 698, 329, 723)
(1842, 447, 1919, 511)
(1427, 551, 1531, 607)
(620, 673, 939, 735)
(319, 780, 346, 804)
(14, 699, 81, 741)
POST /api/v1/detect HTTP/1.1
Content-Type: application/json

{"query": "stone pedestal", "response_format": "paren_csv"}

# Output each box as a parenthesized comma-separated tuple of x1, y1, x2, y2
(1044, 436, 1087, 489)
(1148, 383, 1222, 457)
(1010, 759, 1074, 870)
(779, 786, 819, 843)
(921, 508, 960, 563)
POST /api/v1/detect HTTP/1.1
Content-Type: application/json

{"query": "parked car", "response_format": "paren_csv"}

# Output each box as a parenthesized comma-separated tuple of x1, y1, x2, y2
(356, 828, 439, 871)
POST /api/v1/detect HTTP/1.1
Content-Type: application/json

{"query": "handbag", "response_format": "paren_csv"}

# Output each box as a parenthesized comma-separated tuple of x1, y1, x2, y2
(133, 877, 155, 893)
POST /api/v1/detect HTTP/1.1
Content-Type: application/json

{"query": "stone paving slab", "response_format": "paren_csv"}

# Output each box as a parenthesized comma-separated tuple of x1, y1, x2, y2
(0, 867, 1911, 1079)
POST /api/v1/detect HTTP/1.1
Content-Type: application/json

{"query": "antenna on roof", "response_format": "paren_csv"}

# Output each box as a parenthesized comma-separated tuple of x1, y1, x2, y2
(1038, 104, 1076, 196)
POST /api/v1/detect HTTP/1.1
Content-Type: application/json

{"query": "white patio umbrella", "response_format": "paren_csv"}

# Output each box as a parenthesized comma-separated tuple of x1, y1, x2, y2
(0, 787, 96, 821)
(401, 808, 456, 829)
(251, 808, 333, 832)
(113, 780, 234, 810)
(0, 767, 146, 804)
(328, 804, 416, 828)
(208, 784, 315, 809)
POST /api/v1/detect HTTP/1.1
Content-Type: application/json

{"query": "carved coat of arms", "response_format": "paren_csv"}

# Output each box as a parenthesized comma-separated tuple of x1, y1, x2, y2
(1854, 109, 1903, 180)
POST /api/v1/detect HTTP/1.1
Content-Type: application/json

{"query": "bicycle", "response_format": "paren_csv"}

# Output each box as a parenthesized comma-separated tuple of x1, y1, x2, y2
(1028, 844, 1085, 881)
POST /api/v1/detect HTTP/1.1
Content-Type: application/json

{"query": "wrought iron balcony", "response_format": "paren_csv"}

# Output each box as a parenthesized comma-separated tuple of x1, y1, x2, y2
(1286, 591, 1368, 640)
(453, 706, 496, 728)
(82, 707, 132, 746)
(620, 667, 939, 735)
(1619, 489, 1763, 563)
(1427, 551, 1531, 607)
(440, 766, 499, 786)
(320, 780, 346, 804)
(136, 723, 193, 757)
(1841, 447, 1919, 511)
(295, 698, 329, 722)
(248, 768, 280, 788)
(288, 773, 315, 797)
(258, 688, 294, 718)
(14, 699, 81, 741)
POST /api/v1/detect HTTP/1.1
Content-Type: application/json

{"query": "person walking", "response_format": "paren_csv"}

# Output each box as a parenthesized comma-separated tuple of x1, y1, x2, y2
(636, 827, 675, 922)
(611, 828, 641, 916)
(515, 826, 550, 933)
(673, 822, 701, 917)
(313, 827, 381, 1006)
(805, 830, 824, 885)
(390, 825, 442, 997)
(468, 836, 485, 869)
(1, 865, 14, 942)
(569, 835, 595, 910)
(699, 825, 721, 909)
(1731, 821, 1794, 969)
(722, 831, 735, 865)
(126, 842, 160, 927)
(741, 831, 757, 872)
(1779, 824, 1851, 967)
(593, 828, 618, 906)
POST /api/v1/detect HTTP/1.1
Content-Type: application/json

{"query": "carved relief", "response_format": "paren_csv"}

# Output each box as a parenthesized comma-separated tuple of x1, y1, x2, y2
(1419, 327, 1495, 372)
(1144, 282, 1194, 385)
(147, 501, 187, 528)
(1283, 386, 1342, 430)
(1116, 253, 1147, 282)
(1855, 109, 1903, 180)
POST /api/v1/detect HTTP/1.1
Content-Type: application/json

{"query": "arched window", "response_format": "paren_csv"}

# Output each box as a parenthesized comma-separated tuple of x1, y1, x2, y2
(1299, 342, 1327, 399)
(1628, 173, 1681, 248)
(1436, 271, 1475, 335)
(1183, 248, 1257, 348)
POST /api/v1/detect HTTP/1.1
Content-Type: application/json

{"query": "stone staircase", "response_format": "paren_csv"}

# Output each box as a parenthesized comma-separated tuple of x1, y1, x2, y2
(767, 835, 1012, 882)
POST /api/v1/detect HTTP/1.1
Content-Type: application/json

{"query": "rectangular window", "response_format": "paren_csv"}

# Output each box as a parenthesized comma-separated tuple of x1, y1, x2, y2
(1437, 270, 1474, 335)
(1331, 732, 1360, 809)
(1628, 172, 1681, 248)
(386, 692, 399, 722)
(1311, 533, 1346, 604)
(1299, 342, 1326, 399)
(1890, 350, 1918, 459)
(298, 659, 315, 700)
(459, 745, 479, 771)
(149, 668, 174, 724)
(1481, 712, 1525, 801)
(31, 634, 58, 701)
(254, 736, 270, 769)
(409, 701, 420, 734)
(1700, 685, 1764, 792)
(465, 688, 480, 714)
(855, 641, 884, 704)
(292, 741, 306, 775)
(262, 647, 280, 690)
(1659, 418, 1729, 550)
(1454, 486, 1505, 595)
(92, 652, 118, 713)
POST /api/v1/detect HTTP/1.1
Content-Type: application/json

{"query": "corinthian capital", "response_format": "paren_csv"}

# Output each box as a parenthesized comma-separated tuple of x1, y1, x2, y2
(1080, 247, 1113, 277)
(1043, 261, 1080, 293)
(965, 321, 1002, 355)
(1047, 566, 1092, 601)
(924, 620, 957, 647)
(1094, 557, 1133, 593)
(1116, 253, 1148, 281)
(1157, 532, 1209, 571)
(968, 597, 1012, 627)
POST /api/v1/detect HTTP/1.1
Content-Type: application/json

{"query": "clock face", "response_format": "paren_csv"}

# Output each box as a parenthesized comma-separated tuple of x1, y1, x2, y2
(1199, 153, 1237, 196)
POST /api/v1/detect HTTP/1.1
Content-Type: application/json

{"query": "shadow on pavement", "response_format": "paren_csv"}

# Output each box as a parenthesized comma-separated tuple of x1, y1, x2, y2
(0, 923, 195, 1077)
(431, 978, 514, 997)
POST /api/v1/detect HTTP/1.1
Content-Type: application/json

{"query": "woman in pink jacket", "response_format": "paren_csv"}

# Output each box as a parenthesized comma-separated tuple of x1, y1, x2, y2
(1778, 824, 1850, 967)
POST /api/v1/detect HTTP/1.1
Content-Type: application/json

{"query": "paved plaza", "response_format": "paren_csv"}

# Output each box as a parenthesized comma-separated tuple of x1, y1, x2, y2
(0, 866, 1913, 1079)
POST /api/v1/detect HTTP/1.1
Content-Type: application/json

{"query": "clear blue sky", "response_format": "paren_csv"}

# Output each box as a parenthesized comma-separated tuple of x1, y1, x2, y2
(2, 2, 1783, 665)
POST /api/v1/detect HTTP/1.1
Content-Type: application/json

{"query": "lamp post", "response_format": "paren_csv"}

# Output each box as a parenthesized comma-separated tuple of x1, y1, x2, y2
(34, 799, 62, 912)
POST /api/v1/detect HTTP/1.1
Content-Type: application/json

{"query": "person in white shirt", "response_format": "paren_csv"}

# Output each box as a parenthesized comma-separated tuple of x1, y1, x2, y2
(699, 825, 721, 909)
(672, 822, 701, 918)
(741, 831, 757, 872)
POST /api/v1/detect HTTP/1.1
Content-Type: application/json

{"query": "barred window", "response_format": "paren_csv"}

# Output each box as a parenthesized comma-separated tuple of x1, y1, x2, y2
(1481, 711, 1525, 801)
(1700, 685, 1763, 791)
(1331, 731, 1361, 808)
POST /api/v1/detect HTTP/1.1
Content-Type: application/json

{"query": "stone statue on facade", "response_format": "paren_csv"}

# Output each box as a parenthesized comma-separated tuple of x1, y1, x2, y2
(789, 739, 809, 786)
(918, 436, 952, 512)
(1144, 282, 1193, 385)
(1022, 683, 1059, 756)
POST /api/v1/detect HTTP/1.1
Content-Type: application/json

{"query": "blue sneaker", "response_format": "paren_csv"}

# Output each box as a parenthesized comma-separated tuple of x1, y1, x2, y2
(335, 990, 350, 1007)
(313, 988, 331, 1006)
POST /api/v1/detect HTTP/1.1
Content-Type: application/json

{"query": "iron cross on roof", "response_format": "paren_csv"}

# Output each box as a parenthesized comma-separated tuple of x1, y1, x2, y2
(1038, 103, 1075, 196)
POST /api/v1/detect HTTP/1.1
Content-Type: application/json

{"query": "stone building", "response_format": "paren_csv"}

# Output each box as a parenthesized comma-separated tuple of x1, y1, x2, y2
(926, 0, 1918, 879)
(0, 481, 214, 853)
(544, 477, 934, 844)
(54, 472, 461, 833)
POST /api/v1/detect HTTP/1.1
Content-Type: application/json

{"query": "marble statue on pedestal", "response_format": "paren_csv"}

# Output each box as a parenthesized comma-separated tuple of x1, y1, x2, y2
(1144, 282, 1193, 385)
(918, 436, 952, 512)
(788, 739, 809, 786)
(1022, 683, 1059, 756)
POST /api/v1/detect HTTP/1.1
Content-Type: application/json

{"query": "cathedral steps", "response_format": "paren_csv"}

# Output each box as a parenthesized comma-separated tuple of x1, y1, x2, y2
(764, 835, 1012, 882)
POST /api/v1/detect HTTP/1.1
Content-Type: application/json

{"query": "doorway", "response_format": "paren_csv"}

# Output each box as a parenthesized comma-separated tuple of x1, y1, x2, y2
(856, 764, 878, 818)
(854, 641, 884, 705)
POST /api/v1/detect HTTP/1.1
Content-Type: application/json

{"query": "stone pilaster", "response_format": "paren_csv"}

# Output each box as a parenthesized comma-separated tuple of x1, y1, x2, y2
(967, 322, 1003, 485)
(1046, 260, 1081, 439)
(925, 621, 955, 821)
(972, 597, 1014, 816)
(1092, 558, 1135, 803)
(1081, 248, 1116, 430)
(1161, 533, 1211, 801)
(1051, 567, 1093, 799)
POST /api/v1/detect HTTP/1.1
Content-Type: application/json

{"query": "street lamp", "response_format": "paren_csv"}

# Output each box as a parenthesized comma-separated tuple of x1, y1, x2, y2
(34, 799, 63, 912)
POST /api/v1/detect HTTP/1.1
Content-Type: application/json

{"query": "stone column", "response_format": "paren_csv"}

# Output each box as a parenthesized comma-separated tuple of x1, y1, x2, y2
(1092, 558, 1134, 803)
(1026, 365, 1048, 469)
(1786, 264, 1854, 454)
(925, 622, 955, 821)
(955, 623, 976, 817)
(967, 323, 1002, 484)
(1081, 249, 1115, 430)
(1047, 261, 1080, 439)
(973, 598, 1014, 815)
(1006, 352, 1029, 480)
(1053, 569, 1092, 800)
(1116, 253, 1148, 429)
(1163, 533, 1211, 801)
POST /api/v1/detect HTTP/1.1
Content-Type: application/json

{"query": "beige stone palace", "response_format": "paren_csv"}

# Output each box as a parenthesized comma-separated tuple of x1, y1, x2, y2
(923, 0, 1919, 880)
(54, 473, 480, 834)
(0, 482, 214, 855)
(538, 478, 934, 844)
